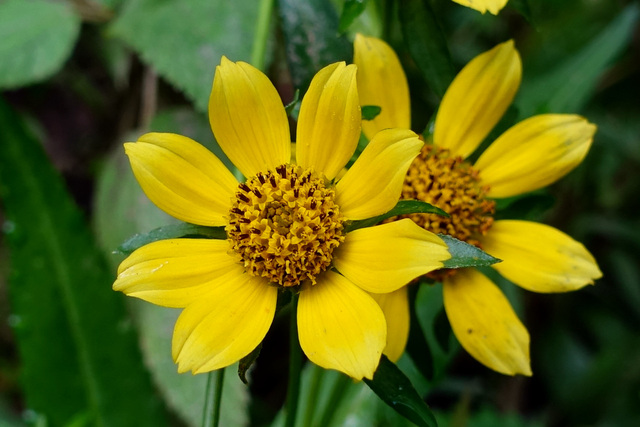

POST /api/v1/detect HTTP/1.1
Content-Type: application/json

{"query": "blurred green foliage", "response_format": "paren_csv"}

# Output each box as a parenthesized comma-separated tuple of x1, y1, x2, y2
(0, 0, 639, 426)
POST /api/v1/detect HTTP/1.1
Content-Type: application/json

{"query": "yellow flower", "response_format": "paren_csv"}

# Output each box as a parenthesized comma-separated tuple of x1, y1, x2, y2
(112, 58, 451, 380)
(354, 35, 602, 375)
(451, 0, 508, 14)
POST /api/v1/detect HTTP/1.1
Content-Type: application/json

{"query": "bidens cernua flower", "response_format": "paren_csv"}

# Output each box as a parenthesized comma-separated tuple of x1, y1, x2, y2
(112, 58, 451, 380)
(354, 35, 602, 376)
(452, 0, 508, 14)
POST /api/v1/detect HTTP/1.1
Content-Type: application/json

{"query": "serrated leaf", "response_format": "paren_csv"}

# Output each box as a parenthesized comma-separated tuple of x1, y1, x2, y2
(516, 3, 639, 117)
(362, 105, 382, 121)
(109, 0, 260, 112)
(117, 223, 226, 255)
(338, 0, 368, 33)
(399, 0, 455, 99)
(345, 200, 448, 232)
(0, 99, 166, 425)
(440, 235, 501, 269)
(364, 355, 438, 427)
(278, 0, 352, 92)
(0, 0, 80, 89)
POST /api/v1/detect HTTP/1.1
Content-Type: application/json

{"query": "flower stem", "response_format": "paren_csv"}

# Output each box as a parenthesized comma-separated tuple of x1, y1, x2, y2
(201, 368, 225, 427)
(251, 0, 275, 70)
(284, 293, 302, 427)
(302, 364, 324, 426)
(317, 373, 351, 427)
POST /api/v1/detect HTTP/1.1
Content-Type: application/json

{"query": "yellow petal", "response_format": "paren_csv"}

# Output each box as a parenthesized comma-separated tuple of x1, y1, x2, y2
(125, 133, 238, 226)
(480, 220, 602, 293)
(172, 272, 277, 374)
(475, 115, 597, 198)
(354, 34, 411, 140)
(114, 239, 243, 308)
(335, 129, 422, 219)
(297, 271, 386, 380)
(434, 40, 521, 159)
(451, 0, 509, 14)
(209, 57, 290, 178)
(443, 269, 531, 376)
(296, 62, 361, 180)
(370, 287, 410, 363)
(333, 219, 450, 293)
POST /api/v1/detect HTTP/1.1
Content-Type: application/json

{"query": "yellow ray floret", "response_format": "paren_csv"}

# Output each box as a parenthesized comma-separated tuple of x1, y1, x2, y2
(443, 269, 531, 376)
(451, 0, 509, 15)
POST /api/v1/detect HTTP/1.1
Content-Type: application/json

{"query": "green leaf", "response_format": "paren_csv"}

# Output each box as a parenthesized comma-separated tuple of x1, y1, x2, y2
(0, 0, 80, 89)
(493, 192, 555, 221)
(133, 304, 250, 427)
(440, 235, 501, 269)
(338, 0, 368, 33)
(364, 355, 438, 427)
(509, 0, 534, 24)
(516, 3, 639, 117)
(413, 285, 459, 381)
(278, 0, 353, 92)
(0, 98, 167, 425)
(345, 200, 448, 232)
(109, 0, 261, 111)
(399, 0, 455, 99)
(285, 88, 301, 115)
(405, 286, 435, 381)
(238, 344, 262, 385)
(362, 105, 382, 120)
(117, 223, 227, 255)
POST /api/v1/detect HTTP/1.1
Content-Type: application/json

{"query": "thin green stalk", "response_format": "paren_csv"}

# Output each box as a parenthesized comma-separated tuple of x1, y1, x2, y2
(317, 373, 351, 427)
(201, 371, 214, 427)
(302, 364, 325, 427)
(251, 0, 275, 70)
(202, 368, 225, 427)
(212, 369, 225, 427)
(284, 294, 302, 427)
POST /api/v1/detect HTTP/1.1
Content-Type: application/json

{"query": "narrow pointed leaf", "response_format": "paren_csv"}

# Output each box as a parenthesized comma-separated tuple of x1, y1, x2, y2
(345, 200, 448, 232)
(278, 0, 352, 91)
(238, 344, 262, 385)
(364, 355, 438, 427)
(399, 0, 455, 99)
(284, 89, 301, 115)
(338, 0, 368, 33)
(440, 235, 501, 269)
(509, 0, 534, 24)
(0, 99, 166, 425)
(516, 3, 639, 117)
(117, 223, 227, 255)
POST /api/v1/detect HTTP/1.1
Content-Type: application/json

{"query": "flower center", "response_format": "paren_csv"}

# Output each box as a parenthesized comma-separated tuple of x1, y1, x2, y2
(395, 145, 495, 280)
(227, 164, 345, 288)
